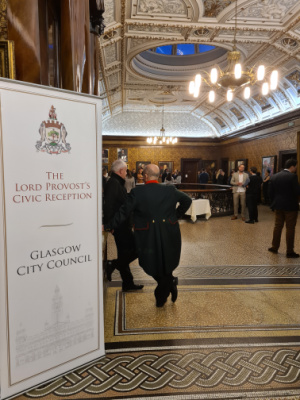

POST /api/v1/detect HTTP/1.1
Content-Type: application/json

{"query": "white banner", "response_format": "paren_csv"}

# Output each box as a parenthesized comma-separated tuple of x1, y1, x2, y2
(0, 79, 104, 399)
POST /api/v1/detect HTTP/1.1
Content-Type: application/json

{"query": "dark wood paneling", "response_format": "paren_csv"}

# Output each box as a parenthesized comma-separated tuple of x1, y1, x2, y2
(7, 0, 42, 83)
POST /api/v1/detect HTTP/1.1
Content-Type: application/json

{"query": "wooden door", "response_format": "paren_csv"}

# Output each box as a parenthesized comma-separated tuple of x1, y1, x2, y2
(279, 150, 297, 171)
(181, 160, 198, 183)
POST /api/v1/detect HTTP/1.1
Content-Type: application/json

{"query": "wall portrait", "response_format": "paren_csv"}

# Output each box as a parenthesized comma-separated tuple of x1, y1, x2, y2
(102, 149, 108, 164)
(136, 161, 151, 172)
(236, 159, 248, 171)
(117, 148, 128, 162)
(262, 156, 277, 179)
(229, 160, 236, 174)
(158, 161, 174, 176)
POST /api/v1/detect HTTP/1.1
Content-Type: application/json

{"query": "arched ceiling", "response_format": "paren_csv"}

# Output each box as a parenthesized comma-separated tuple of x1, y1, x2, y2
(100, 0, 300, 138)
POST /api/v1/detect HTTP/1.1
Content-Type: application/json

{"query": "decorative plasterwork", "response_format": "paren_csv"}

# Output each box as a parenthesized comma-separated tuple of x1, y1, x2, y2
(99, 0, 300, 138)
(238, 0, 299, 20)
(135, 0, 187, 17)
(104, 43, 118, 64)
(103, 0, 115, 25)
(203, 0, 232, 18)
(102, 111, 216, 137)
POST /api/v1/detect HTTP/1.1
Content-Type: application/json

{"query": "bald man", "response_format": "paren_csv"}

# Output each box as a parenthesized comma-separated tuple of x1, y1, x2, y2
(104, 164, 192, 307)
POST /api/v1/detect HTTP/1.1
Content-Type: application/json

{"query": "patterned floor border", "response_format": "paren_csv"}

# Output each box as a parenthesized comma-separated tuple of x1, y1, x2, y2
(23, 338, 300, 400)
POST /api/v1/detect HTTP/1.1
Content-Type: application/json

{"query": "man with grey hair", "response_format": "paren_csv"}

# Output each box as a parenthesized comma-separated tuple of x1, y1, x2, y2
(104, 164, 192, 307)
(103, 159, 143, 291)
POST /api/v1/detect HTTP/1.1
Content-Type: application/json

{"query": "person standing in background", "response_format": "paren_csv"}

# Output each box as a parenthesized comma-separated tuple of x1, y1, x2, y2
(245, 166, 262, 224)
(103, 160, 143, 291)
(104, 164, 192, 307)
(230, 164, 250, 221)
(125, 169, 135, 193)
(268, 159, 300, 258)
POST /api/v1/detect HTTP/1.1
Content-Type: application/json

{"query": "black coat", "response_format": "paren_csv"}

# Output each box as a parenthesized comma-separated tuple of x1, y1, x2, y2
(246, 174, 262, 195)
(103, 172, 131, 232)
(105, 183, 192, 277)
(269, 170, 300, 211)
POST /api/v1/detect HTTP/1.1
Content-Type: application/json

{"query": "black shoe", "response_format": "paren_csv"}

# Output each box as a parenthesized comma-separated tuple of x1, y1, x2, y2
(170, 277, 178, 303)
(268, 247, 278, 254)
(245, 220, 255, 224)
(122, 284, 144, 292)
(106, 260, 117, 281)
(286, 252, 300, 258)
(255, 219, 259, 222)
(156, 299, 167, 307)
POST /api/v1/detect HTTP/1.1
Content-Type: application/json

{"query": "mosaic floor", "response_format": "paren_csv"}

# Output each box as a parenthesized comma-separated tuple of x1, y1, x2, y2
(16, 206, 300, 400)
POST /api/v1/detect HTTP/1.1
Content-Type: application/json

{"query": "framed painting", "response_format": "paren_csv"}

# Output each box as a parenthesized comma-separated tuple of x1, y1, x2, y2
(236, 159, 248, 171)
(229, 160, 236, 174)
(158, 161, 174, 176)
(201, 160, 217, 182)
(0, 40, 16, 79)
(136, 161, 151, 171)
(102, 149, 108, 164)
(262, 155, 277, 179)
(117, 148, 128, 162)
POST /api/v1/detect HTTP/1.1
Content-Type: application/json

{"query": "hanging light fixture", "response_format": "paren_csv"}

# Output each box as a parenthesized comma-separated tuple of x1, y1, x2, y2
(188, 0, 279, 103)
(146, 101, 178, 145)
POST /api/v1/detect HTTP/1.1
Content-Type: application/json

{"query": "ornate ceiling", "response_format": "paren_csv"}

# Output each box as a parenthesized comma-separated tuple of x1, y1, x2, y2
(100, 0, 300, 138)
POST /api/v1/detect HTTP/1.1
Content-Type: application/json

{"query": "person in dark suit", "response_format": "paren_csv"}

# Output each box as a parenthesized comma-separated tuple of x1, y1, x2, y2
(103, 159, 144, 291)
(268, 159, 300, 258)
(199, 168, 209, 184)
(104, 164, 192, 307)
(245, 166, 262, 223)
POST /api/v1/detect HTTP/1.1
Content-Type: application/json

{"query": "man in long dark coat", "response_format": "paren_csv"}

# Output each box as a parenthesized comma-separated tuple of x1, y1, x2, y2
(104, 164, 192, 307)
(268, 158, 300, 258)
(103, 159, 143, 291)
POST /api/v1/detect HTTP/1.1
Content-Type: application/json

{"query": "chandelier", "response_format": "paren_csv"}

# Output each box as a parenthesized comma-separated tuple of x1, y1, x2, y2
(146, 102, 178, 144)
(189, 0, 279, 102)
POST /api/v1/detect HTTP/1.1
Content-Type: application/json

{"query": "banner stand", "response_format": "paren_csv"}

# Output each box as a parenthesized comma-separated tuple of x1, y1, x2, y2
(0, 78, 104, 399)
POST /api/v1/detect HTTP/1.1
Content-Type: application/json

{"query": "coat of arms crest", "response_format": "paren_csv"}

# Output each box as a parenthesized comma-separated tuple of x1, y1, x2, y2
(36, 106, 71, 154)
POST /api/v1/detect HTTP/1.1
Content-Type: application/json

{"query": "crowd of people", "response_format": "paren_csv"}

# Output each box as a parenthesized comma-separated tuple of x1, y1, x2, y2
(102, 159, 299, 308)
(102, 166, 183, 191)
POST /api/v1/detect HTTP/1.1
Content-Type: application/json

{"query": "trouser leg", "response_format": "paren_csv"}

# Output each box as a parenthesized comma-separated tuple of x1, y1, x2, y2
(153, 274, 173, 305)
(240, 192, 246, 218)
(247, 194, 257, 221)
(233, 193, 239, 216)
(253, 197, 258, 221)
(114, 229, 137, 289)
(272, 210, 285, 250)
(285, 211, 298, 254)
(247, 194, 254, 220)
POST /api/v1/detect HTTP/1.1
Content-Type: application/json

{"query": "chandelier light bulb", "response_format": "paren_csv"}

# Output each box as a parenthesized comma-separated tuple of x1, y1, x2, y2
(162, 136, 165, 142)
(189, 81, 195, 94)
(262, 82, 269, 95)
(257, 65, 265, 81)
(195, 74, 202, 87)
(227, 89, 233, 101)
(270, 70, 278, 90)
(210, 68, 218, 84)
(234, 63, 242, 79)
(209, 90, 215, 103)
(244, 86, 251, 99)
(166, 139, 170, 144)
(193, 85, 200, 98)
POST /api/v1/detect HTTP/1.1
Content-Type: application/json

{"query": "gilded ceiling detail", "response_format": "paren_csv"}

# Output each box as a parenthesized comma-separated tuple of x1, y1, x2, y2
(100, 0, 300, 138)
(203, 0, 232, 18)
(137, 0, 186, 15)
